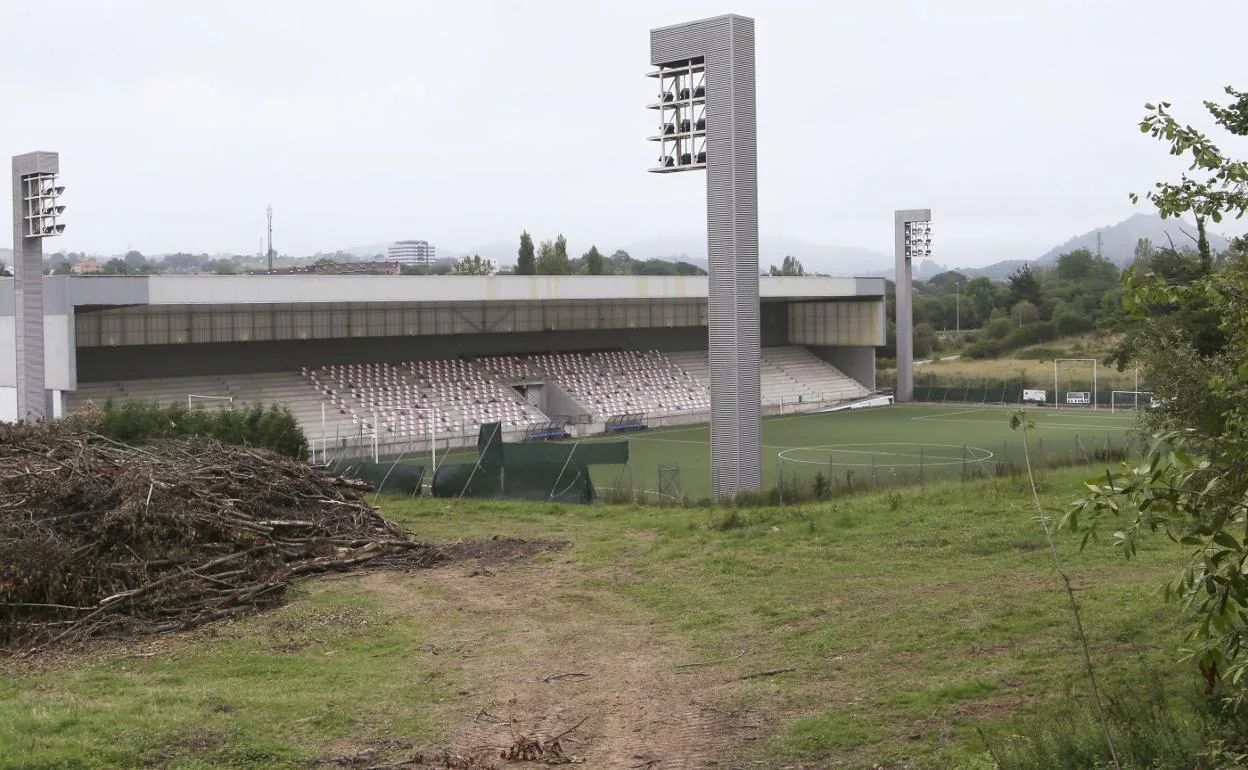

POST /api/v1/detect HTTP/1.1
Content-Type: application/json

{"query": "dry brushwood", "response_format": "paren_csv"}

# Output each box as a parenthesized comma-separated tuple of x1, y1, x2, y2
(0, 415, 442, 652)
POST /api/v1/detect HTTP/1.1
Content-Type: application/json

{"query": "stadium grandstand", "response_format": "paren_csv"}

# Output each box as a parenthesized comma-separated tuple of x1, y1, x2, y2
(1, 274, 883, 458)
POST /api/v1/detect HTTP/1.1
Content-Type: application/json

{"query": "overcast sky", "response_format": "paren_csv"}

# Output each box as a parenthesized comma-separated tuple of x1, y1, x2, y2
(3, 0, 1245, 267)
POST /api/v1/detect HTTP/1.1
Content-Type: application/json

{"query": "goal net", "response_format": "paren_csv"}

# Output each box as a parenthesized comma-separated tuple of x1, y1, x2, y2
(1055, 358, 1098, 409)
(1111, 390, 1155, 414)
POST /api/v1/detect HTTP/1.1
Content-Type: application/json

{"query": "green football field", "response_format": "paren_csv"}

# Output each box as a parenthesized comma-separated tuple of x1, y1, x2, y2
(421, 403, 1145, 502)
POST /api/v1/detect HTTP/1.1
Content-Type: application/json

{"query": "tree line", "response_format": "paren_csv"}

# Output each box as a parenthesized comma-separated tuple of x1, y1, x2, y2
(880, 238, 1194, 360)
(512, 230, 705, 276)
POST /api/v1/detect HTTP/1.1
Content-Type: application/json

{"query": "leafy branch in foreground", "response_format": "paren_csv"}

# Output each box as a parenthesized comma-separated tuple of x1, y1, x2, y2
(1063, 253, 1248, 704)
(1132, 86, 1248, 227)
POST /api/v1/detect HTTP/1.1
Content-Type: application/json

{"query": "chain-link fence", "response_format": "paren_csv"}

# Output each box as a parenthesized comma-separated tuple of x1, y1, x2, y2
(772, 430, 1142, 503)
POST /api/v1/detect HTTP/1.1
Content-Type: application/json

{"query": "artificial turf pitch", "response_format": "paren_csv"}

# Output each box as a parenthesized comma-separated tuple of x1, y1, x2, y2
(424, 403, 1143, 502)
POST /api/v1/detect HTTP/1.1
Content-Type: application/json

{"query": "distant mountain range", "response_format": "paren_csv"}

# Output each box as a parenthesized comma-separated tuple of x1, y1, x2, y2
(439, 214, 1228, 280)
(934, 213, 1233, 281)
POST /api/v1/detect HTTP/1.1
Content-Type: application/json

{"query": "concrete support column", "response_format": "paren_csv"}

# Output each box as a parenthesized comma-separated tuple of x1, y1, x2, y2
(893, 209, 930, 403)
(651, 14, 762, 499)
(12, 152, 60, 422)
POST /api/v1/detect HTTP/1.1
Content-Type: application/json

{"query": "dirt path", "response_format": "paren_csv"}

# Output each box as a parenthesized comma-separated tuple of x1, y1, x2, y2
(352, 549, 767, 769)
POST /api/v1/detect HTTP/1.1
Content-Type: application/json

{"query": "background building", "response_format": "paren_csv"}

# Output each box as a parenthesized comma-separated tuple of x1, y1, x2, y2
(387, 240, 435, 265)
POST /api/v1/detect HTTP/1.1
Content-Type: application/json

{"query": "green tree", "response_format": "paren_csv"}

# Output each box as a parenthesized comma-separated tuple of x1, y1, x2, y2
(1055, 248, 1117, 283)
(1011, 300, 1039, 326)
(1007, 263, 1042, 307)
(516, 230, 536, 275)
(768, 255, 806, 276)
(535, 235, 571, 275)
(451, 253, 496, 275)
(50, 261, 73, 276)
(963, 277, 1003, 328)
(101, 258, 131, 275)
(1132, 86, 1248, 266)
(554, 234, 569, 268)
(913, 322, 937, 359)
(983, 316, 1012, 341)
(583, 245, 604, 275)
(123, 250, 146, 270)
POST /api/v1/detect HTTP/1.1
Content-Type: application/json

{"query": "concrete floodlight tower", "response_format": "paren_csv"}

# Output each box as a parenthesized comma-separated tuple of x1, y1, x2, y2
(894, 209, 931, 403)
(11, 151, 65, 422)
(647, 14, 762, 500)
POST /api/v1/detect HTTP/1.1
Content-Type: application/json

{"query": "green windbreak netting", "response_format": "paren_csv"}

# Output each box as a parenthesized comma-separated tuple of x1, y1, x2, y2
(431, 461, 595, 503)
(501, 440, 629, 467)
(328, 460, 425, 496)
(478, 422, 504, 465)
(432, 462, 503, 498)
(426, 422, 624, 503)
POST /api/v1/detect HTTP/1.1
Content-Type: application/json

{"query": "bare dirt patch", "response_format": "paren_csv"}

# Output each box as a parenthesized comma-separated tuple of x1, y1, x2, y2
(316, 551, 767, 769)
(435, 537, 567, 567)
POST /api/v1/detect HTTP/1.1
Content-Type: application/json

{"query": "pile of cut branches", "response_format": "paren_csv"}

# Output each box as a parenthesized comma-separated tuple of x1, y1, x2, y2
(0, 415, 441, 652)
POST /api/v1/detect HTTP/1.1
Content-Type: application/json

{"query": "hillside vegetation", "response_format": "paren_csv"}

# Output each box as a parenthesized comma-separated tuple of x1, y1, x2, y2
(883, 332, 1140, 391)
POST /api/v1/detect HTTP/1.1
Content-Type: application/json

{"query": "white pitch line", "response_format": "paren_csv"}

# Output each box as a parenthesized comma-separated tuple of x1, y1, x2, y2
(796, 450, 965, 462)
(915, 417, 1133, 432)
(628, 436, 794, 451)
(912, 407, 988, 421)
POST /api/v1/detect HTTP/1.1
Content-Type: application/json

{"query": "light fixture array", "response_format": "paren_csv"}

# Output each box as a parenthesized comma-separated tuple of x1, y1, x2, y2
(23, 173, 66, 237)
(646, 58, 708, 172)
(904, 220, 931, 259)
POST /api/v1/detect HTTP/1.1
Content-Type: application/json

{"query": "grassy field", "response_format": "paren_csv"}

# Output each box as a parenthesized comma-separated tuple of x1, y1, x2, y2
(0, 466, 1195, 769)
(417, 403, 1145, 502)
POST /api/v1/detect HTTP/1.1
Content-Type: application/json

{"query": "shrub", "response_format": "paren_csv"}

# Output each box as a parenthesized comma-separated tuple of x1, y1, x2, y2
(984, 317, 1013, 341)
(1055, 309, 1096, 337)
(97, 401, 308, 459)
(1003, 321, 1058, 349)
(964, 339, 1004, 359)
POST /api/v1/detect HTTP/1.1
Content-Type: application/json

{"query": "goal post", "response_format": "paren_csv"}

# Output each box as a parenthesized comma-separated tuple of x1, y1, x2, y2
(1111, 390, 1155, 414)
(187, 394, 234, 408)
(1054, 358, 1098, 410)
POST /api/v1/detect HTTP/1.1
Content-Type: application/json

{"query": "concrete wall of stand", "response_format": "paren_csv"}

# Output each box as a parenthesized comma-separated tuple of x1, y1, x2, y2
(76, 304, 792, 382)
(809, 345, 877, 392)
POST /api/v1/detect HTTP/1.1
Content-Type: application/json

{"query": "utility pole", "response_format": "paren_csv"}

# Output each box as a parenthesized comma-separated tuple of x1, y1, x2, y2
(266, 204, 273, 273)
(955, 281, 960, 334)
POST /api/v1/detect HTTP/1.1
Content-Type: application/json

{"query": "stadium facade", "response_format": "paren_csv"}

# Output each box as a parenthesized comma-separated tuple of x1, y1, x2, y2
(0, 274, 884, 457)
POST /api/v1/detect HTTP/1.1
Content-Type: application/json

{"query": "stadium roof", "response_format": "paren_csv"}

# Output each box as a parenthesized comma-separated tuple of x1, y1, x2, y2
(1, 275, 884, 313)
